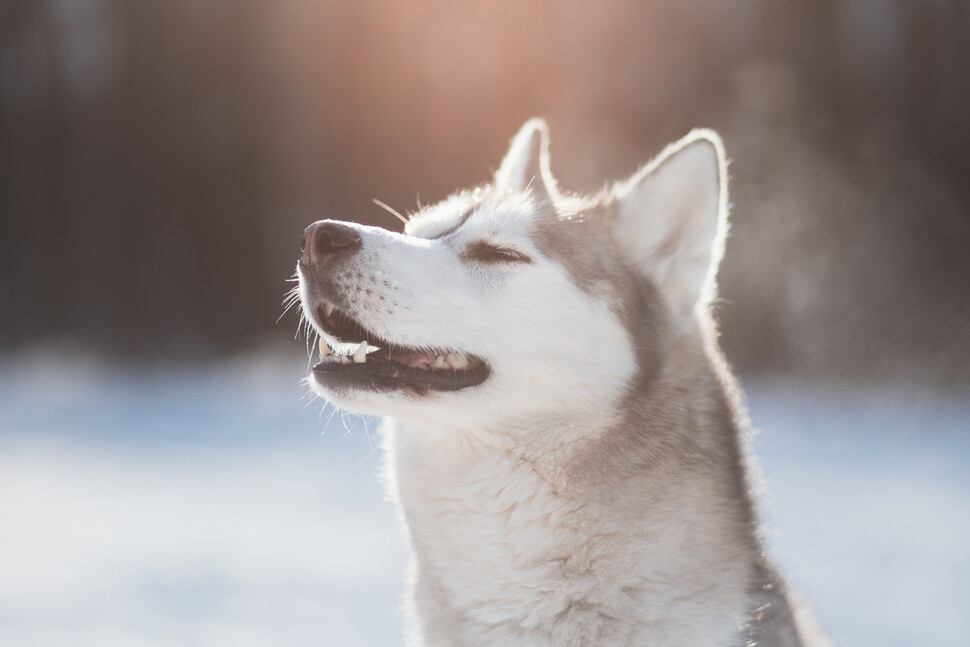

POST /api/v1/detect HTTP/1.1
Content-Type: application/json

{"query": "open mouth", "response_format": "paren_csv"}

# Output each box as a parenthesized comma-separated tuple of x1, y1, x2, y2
(311, 302, 490, 393)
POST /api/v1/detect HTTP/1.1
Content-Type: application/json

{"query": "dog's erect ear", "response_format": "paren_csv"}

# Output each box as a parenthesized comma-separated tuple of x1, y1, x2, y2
(494, 118, 555, 202)
(613, 129, 728, 323)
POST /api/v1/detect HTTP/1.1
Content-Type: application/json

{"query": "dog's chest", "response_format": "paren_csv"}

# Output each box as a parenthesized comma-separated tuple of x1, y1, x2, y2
(387, 426, 665, 642)
(386, 422, 753, 646)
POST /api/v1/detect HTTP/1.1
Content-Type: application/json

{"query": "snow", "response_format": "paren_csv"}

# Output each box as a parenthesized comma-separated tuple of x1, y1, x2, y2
(0, 352, 967, 645)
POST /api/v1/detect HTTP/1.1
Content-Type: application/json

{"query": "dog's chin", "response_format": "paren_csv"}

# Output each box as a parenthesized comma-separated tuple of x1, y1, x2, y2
(307, 300, 491, 397)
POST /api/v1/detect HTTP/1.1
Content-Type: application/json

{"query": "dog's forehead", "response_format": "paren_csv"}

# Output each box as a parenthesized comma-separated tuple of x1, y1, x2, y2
(405, 188, 537, 240)
(532, 199, 624, 282)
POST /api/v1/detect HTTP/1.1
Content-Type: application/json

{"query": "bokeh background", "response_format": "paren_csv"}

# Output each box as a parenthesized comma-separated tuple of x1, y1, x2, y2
(1, 1, 968, 645)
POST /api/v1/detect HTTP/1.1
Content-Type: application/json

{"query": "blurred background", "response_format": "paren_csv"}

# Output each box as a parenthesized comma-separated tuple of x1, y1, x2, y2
(1, 1, 968, 645)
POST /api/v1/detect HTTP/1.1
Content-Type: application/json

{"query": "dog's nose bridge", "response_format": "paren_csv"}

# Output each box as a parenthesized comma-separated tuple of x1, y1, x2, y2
(302, 220, 363, 265)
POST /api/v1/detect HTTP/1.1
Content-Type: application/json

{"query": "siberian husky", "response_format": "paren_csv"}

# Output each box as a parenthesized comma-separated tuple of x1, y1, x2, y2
(296, 120, 826, 646)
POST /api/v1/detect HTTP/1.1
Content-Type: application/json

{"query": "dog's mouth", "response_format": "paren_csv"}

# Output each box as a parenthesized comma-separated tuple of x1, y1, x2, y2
(310, 301, 490, 393)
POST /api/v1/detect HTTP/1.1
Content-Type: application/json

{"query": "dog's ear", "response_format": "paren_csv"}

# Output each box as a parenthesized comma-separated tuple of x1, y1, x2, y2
(495, 118, 556, 203)
(613, 129, 728, 323)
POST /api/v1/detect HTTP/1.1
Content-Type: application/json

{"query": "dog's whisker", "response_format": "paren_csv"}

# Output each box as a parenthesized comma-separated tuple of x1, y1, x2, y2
(357, 439, 380, 464)
(361, 416, 376, 455)
(372, 198, 409, 227)
(339, 410, 356, 439)
(278, 285, 304, 324)
(276, 296, 302, 324)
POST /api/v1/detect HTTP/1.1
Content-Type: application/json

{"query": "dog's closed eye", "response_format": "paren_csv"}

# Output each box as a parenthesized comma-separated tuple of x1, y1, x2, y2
(461, 240, 532, 265)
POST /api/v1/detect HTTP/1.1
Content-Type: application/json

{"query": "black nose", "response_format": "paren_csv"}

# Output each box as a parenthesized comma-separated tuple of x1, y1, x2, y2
(301, 220, 362, 265)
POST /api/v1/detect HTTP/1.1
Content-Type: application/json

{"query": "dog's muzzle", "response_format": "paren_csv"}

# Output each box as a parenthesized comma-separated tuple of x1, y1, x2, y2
(296, 220, 491, 394)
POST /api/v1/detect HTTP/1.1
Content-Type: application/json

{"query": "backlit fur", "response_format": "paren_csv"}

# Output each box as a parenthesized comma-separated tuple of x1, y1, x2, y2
(297, 119, 827, 646)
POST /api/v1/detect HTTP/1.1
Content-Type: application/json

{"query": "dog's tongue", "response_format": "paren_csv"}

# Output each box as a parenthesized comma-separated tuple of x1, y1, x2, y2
(387, 348, 436, 368)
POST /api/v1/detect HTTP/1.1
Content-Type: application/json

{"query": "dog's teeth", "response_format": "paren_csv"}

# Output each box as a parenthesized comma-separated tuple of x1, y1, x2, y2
(353, 341, 368, 364)
(432, 356, 447, 369)
(325, 303, 336, 317)
(319, 338, 332, 357)
(446, 353, 469, 369)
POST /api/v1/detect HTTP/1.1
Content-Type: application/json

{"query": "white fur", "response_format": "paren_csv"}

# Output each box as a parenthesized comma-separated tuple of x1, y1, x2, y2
(308, 193, 636, 433)
(298, 120, 824, 647)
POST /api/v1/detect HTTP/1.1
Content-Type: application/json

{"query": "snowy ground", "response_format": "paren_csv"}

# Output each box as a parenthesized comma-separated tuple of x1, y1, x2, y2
(0, 350, 967, 646)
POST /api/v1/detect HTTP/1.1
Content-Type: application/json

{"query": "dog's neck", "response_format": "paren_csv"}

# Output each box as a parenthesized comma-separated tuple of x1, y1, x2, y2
(385, 333, 764, 646)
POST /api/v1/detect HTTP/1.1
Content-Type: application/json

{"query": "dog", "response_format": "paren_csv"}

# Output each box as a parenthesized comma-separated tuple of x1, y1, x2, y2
(296, 120, 827, 646)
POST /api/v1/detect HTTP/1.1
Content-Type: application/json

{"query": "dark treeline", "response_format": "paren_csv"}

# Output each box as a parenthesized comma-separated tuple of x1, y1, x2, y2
(1, 0, 968, 383)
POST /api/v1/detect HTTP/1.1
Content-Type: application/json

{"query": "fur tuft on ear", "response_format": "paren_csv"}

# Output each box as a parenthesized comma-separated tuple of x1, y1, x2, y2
(613, 129, 729, 323)
(494, 119, 556, 202)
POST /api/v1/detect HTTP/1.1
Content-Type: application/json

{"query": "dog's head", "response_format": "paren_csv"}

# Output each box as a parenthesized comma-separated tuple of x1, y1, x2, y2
(297, 120, 727, 428)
